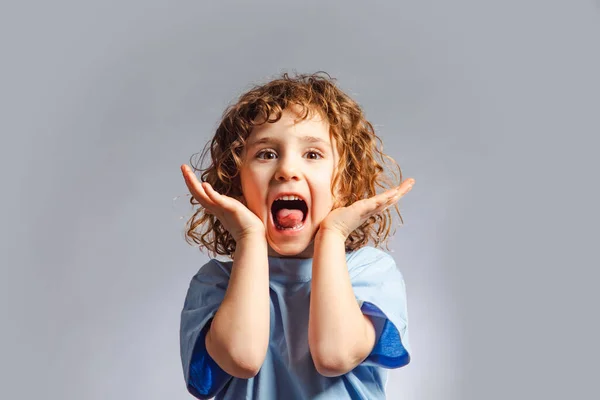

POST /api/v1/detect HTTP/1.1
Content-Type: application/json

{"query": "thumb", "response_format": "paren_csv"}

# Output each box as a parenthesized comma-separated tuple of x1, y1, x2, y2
(234, 194, 248, 207)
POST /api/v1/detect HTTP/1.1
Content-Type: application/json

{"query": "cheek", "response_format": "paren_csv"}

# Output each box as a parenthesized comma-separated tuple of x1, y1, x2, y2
(312, 176, 337, 214)
(240, 175, 269, 218)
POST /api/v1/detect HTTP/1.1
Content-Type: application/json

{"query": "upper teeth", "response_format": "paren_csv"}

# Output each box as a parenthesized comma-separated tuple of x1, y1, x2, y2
(276, 195, 302, 201)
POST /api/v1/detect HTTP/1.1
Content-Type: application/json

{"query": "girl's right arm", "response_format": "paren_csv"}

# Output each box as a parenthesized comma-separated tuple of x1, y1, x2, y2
(181, 164, 270, 379)
(205, 231, 270, 378)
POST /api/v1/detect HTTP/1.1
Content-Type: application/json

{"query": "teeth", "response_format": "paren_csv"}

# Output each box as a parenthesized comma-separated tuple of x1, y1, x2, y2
(275, 195, 302, 201)
(276, 222, 304, 230)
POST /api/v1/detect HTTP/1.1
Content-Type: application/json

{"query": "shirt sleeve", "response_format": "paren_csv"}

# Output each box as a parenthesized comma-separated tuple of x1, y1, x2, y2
(180, 259, 233, 399)
(350, 248, 411, 369)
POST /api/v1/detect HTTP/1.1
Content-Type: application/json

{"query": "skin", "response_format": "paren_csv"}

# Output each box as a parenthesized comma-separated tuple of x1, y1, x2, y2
(239, 108, 340, 258)
(181, 109, 415, 378)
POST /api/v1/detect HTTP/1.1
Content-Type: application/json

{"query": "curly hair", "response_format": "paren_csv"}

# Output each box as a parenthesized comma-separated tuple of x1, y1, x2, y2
(184, 71, 404, 257)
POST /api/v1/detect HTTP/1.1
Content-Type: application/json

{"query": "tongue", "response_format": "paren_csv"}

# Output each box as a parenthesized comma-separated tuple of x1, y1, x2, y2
(275, 209, 304, 228)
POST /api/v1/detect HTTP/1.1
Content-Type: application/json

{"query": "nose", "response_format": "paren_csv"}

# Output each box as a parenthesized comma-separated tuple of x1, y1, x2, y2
(274, 156, 300, 182)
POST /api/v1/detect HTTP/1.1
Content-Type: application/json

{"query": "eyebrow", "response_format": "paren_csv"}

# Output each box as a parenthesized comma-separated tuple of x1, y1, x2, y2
(247, 135, 332, 148)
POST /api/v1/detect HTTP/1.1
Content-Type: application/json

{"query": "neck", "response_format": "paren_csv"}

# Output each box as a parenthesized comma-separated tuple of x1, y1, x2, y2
(267, 241, 315, 259)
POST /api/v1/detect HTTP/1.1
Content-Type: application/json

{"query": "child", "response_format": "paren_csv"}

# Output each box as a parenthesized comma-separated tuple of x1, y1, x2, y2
(179, 72, 415, 399)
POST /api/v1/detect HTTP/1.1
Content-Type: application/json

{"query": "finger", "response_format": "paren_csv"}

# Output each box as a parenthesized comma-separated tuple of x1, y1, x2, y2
(181, 164, 201, 188)
(362, 180, 415, 215)
(393, 179, 415, 199)
(192, 185, 219, 211)
(383, 180, 415, 207)
(181, 165, 218, 210)
(370, 188, 401, 209)
(180, 165, 204, 197)
(399, 178, 415, 193)
(202, 182, 240, 212)
(349, 193, 392, 219)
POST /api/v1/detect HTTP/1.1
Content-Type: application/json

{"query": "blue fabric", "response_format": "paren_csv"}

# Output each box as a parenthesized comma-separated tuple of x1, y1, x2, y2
(187, 322, 232, 399)
(179, 246, 411, 399)
(360, 302, 410, 368)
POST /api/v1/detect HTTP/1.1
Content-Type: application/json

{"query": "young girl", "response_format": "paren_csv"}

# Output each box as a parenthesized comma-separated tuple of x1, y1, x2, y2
(179, 72, 415, 399)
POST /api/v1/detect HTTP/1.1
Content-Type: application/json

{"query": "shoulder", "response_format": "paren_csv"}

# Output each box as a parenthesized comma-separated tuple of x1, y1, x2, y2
(347, 245, 393, 263)
(346, 246, 397, 270)
(188, 258, 234, 288)
(183, 258, 233, 307)
(346, 246, 404, 280)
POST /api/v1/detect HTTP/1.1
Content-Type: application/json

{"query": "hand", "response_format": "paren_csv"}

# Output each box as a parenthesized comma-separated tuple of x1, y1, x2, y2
(181, 164, 265, 242)
(319, 178, 415, 239)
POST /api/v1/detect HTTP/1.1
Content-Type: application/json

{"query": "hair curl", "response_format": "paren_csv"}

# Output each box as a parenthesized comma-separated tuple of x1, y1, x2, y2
(184, 71, 404, 257)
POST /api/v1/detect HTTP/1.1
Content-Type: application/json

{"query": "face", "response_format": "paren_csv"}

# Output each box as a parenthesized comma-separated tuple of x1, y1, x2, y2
(239, 108, 339, 258)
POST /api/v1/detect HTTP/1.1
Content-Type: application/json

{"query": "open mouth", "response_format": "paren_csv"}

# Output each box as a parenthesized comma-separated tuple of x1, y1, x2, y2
(270, 198, 308, 231)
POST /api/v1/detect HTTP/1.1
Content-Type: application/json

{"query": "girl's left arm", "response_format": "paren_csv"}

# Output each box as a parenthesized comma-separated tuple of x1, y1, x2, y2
(308, 228, 377, 377)
(308, 178, 415, 377)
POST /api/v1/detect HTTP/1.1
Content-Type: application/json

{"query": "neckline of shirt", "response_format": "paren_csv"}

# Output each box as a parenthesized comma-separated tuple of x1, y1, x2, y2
(267, 255, 314, 282)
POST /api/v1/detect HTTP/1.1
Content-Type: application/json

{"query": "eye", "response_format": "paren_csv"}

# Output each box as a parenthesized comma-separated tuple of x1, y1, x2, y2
(305, 149, 324, 160)
(256, 149, 277, 160)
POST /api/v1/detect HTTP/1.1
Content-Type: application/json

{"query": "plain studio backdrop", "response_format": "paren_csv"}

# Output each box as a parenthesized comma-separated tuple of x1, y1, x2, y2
(1, 1, 599, 399)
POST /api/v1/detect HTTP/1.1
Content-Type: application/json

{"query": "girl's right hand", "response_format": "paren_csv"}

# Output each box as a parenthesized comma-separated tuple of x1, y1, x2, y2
(181, 164, 265, 242)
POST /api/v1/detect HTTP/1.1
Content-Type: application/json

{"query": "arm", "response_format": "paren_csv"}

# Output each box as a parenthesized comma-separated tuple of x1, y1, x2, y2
(205, 231, 270, 379)
(308, 229, 376, 377)
(308, 178, 415, 377)
(181, 164, 270, 379)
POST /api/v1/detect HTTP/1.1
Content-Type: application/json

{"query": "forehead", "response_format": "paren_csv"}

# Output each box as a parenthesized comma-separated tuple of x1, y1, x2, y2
(247, 109, 332, 147)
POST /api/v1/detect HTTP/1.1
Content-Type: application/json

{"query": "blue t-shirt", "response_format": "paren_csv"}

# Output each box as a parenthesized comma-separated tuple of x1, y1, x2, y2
(180, 246, 411, 399)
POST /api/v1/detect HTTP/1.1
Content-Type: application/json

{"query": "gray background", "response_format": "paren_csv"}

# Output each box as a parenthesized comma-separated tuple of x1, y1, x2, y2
(1, 1, 598, 399)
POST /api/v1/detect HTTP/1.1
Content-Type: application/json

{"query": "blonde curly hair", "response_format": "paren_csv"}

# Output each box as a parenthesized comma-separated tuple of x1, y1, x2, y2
(184, 72, 404, 257)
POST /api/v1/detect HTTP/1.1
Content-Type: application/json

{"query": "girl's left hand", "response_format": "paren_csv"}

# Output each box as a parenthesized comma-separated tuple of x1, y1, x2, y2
(318, 178, 415, 240)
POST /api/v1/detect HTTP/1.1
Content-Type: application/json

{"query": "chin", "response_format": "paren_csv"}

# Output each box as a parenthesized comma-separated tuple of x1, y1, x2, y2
(265, 212, 318, 258)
